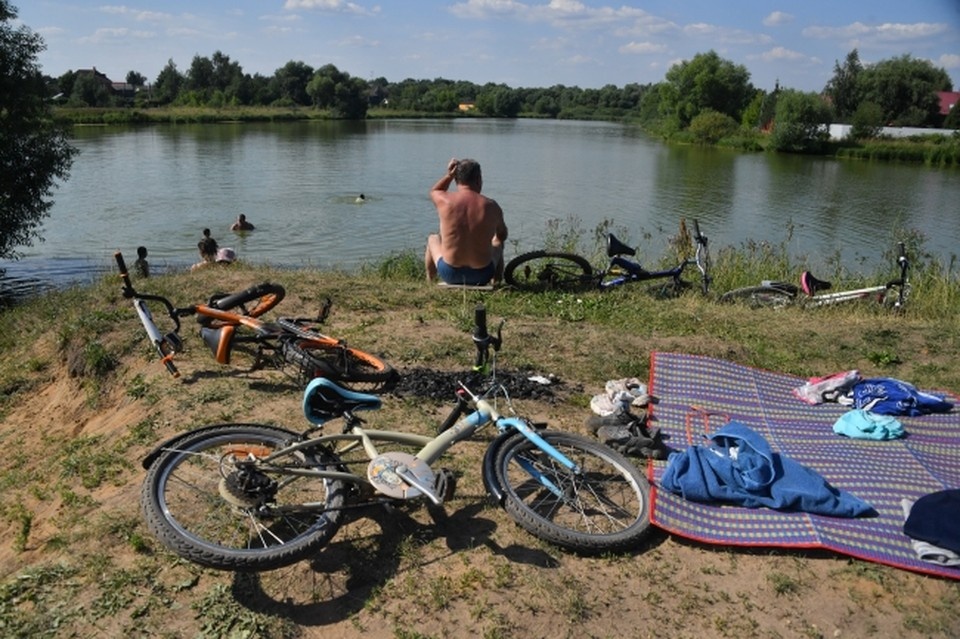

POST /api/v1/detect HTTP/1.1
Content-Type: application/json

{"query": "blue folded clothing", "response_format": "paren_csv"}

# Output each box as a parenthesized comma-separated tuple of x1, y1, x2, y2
(833, 409, 904, 440)
(661, 421, 875, 517)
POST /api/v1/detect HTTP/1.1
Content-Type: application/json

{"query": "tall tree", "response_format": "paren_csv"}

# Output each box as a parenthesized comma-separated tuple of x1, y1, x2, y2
(658, 50, 754, 130)
(153, 59, 183, 105)
(857, 54, 952, 127)
(824, 49, 863, 120)
(769, 90, 833, 153)
(0, 1, 77, 260)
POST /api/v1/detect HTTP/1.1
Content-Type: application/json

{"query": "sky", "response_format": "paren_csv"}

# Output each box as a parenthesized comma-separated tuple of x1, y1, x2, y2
(14, 1, 960, 93)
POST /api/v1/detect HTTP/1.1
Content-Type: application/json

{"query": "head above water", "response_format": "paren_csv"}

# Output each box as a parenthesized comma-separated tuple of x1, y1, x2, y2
(453, 158, 482, 190)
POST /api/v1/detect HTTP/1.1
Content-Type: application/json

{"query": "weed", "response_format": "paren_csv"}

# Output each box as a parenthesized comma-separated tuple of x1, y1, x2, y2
(59, 436, 133, 489)
(767, 571, 802, 596)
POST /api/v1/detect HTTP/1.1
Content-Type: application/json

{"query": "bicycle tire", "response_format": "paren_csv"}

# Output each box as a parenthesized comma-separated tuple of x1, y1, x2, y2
(141, 424, 347, 572)
(504, 251, 594, 292)
(493, 430, 651, 554)
(718, 285, 794, 308)
(282, 338, 396, 389)
(210, 282, 286, 318)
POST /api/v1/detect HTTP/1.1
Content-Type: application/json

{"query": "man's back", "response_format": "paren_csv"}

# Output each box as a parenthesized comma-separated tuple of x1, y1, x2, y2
(434, 189, 504, 269)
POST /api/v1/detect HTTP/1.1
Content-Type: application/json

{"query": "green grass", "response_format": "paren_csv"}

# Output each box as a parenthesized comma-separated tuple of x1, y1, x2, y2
(0, 222, 959, 637)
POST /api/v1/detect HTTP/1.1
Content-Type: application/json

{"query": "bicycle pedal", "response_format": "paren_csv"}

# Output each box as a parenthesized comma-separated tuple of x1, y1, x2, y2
(434, 468, 457, 502)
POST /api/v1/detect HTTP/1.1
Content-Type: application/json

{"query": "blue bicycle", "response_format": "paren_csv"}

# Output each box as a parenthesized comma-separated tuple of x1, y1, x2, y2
(139, 305, 651, 571)
(505, 219, 710, 296)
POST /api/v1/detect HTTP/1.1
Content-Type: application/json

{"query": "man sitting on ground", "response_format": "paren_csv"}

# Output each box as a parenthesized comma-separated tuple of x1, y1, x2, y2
(424, 158, 508, 286)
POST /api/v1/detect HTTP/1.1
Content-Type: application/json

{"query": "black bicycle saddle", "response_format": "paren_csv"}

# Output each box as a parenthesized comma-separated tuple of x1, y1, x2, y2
(607, 234, 637, 258)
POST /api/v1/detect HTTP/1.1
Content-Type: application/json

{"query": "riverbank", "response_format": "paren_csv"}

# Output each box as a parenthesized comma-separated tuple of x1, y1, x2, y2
(1, 255, 959, 637)
(53, 105, 960, 167)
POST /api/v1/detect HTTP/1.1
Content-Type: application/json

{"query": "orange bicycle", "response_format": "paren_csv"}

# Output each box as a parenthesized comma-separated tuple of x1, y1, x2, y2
(115, 252, 395, 389)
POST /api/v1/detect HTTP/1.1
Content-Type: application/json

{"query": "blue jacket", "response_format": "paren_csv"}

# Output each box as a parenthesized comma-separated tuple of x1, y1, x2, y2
(661, 421, 875, 517)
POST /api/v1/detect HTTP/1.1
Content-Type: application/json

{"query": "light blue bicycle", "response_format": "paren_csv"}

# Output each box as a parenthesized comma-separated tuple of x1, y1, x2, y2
(139, 305, 651, 571)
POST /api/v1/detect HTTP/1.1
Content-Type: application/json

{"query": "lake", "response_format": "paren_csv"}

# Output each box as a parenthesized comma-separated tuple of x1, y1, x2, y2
(2, 118, 958, 301)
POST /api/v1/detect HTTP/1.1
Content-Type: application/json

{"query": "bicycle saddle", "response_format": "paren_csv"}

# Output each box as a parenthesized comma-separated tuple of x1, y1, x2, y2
(607, 234, 637, 258)
(303, 377, 382, 424)
(800, 271, 832, 296)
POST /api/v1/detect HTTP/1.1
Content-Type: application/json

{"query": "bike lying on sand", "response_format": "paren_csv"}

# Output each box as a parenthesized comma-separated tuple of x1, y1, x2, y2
(139, 305, 652, 571)
(504, 219, 711, 296)
(718, 242, 909, 310)
(114, 251, 395, 389)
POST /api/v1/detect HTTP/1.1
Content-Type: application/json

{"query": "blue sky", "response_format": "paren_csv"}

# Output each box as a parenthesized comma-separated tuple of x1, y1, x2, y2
(16, 1, 960, 93)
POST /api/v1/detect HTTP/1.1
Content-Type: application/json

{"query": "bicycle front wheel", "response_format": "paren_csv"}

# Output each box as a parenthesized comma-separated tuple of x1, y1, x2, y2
(719, 285, 794, 308)
(493, 431, 651, 554)
(504, 251, 594, 292)
(141, 424, 347, 572)
(283, 338, 395, 390)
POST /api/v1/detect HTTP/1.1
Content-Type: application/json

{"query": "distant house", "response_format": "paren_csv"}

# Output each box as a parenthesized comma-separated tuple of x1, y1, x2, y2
(75, 67, 114, 91)
(458, 101, 476, 112)
(937, 91, 959, 116)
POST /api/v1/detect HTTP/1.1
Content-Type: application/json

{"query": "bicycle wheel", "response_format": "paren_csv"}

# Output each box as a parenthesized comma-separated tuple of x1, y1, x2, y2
(282, 338, 396, 390)
(718, 285, 794, 308)
(141, 424, 347, 572)
(504, 251, 594, 292)
(493, 430, 651, 554)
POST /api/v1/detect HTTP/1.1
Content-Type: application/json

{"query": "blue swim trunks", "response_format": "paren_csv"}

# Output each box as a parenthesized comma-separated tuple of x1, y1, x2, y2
(437, 258, 495, 286)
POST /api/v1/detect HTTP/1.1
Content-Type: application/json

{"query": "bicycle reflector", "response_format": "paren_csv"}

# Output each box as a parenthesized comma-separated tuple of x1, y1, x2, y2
(200, 326, 236, 365)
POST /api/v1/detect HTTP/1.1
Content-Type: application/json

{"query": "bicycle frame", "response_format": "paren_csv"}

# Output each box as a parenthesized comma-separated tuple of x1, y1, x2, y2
(600, 221, 710, 294)
(807, 242, 909, 309)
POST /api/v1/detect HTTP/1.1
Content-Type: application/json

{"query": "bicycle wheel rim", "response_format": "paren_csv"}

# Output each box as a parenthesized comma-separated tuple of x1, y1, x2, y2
(719, 286, 793, 308)
(495, 431, 650, 553)
(504, 252, 594, 292)
(141, 425, 345, 571)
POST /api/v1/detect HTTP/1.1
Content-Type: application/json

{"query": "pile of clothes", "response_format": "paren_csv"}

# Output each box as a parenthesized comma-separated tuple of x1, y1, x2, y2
(794, 370, 954, 440)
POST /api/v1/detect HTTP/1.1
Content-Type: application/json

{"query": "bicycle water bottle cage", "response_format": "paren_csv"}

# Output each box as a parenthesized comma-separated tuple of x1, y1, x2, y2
(800, 272, 832, 296)
(200, 325, 236, 365)
(607, 234, 637, 258)
(302, 377, 382, 425)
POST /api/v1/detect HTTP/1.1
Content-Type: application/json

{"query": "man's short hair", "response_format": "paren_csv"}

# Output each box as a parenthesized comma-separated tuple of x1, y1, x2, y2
(454, 159, 481, 187)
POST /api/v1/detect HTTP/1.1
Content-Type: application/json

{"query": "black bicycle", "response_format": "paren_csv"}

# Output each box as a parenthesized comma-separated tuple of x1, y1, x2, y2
(504, 219, 710, 296)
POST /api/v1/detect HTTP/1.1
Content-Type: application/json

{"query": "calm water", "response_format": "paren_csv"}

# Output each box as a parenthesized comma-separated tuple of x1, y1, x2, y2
(2, 119, 959, 301)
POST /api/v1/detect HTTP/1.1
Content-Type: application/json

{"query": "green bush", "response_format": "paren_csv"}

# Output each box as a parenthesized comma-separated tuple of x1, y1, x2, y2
(688, 110, 738, 144)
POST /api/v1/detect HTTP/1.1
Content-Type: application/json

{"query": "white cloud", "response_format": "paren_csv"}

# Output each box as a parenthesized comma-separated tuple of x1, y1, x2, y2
(940, 53, 960, 70)
(78, 27, 155, 44)
(283, 0, 379, 15)
(758, 46, 806, 62)
(762, 11, 793, 27)
(803, 21, 948, 43)
(619, 41, 666, 55)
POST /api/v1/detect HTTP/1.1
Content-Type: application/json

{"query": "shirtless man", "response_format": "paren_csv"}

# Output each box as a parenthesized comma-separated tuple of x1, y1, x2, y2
(231, 214, 255, 231)
(425, 158, 508, 286)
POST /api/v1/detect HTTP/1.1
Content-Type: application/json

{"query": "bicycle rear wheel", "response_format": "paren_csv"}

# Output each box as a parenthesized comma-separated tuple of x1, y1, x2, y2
(504, 251, 594, 292)
(719, 285, 794, 308)
(141, 424, 347, 572)
(282, 338, 395, 390)
(493, 431, 650, 554)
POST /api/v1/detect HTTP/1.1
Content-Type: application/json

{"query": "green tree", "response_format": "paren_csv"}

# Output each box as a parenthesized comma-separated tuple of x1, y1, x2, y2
(858, 54, 952, 127)
(0, 0, 77, 259)
(305, 64, 368, 118)
(126, 70, 147, 87)
(849, 101, 884, 140)
(476, 84, 521, 117)
(824, 49, 863, 120)
(769, 89, 832, 153)
(272, 61, 313, 106)
(688, 109, 738, 144)
(658, 50, 754, 130)
(153, 59, 183, 105)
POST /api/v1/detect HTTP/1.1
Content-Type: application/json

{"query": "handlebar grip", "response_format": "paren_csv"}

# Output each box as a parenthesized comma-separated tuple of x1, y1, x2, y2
(115, 251, 129, 275)
(898, 242, 906, 258)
